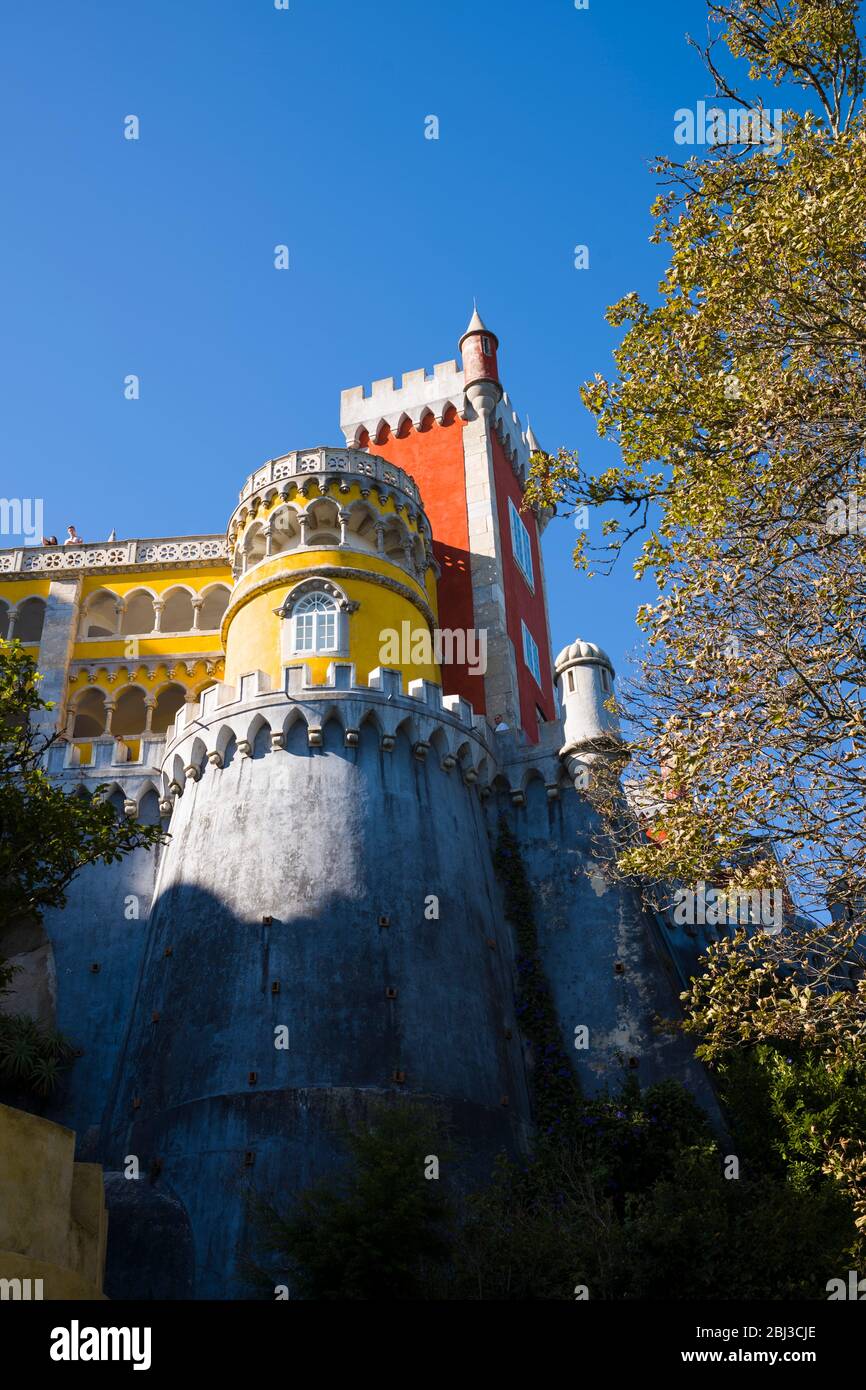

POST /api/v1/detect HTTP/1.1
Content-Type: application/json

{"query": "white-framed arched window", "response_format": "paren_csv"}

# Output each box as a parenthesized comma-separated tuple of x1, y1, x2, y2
(292, 590, 339, 654)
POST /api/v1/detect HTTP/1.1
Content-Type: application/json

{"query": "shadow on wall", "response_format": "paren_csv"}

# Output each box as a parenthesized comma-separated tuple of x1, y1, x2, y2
(92, 871, 529, 1297)
(102, 1172, 194, 1300)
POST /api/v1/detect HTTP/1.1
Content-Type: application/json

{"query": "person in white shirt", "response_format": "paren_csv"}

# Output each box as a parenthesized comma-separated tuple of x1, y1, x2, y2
(64, 525, 82, 546)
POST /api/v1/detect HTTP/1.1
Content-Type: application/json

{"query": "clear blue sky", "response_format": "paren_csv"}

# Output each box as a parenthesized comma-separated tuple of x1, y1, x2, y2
(1, 0, 729, 680)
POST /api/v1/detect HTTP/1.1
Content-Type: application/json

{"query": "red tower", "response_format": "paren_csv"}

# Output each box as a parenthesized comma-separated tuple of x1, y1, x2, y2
(340, 309, 555, 742)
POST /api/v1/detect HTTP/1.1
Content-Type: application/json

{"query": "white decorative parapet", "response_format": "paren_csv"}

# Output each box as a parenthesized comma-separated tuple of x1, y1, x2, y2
(236, 447, 422, 508)
(0, 536, 229, 575)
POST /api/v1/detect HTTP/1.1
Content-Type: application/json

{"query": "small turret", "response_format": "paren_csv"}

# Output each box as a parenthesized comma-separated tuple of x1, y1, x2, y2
(555, 638, 622, 786)
(525, 418, 542, 455)
(459, 304, 502, 418)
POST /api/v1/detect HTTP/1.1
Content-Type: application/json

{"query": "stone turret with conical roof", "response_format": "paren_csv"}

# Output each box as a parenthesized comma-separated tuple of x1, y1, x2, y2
(458, 303, 502, 418)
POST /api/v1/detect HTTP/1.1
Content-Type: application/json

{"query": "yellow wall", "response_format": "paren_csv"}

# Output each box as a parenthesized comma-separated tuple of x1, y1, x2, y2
(225, 548, 440, 691)
(77, 565, 233, 601)
(72, 565, 233, 662)
(71, 633, 223, 663)
(66, 658, 224, 699)
(0, 1103, 107, 1301)
(0, 577, 51, 604)
(3, 533, 443, 716)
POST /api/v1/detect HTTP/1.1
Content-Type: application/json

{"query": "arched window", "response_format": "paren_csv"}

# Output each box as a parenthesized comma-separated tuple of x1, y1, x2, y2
(121, 591, 155, 636)
(16, 597, 46, 643)
(198, 585, 230, 630)
(112, 686, 148, 737)
(72, 688, 108, 738)
(293, 591, 339, 655)
(151, 682, 187, 735)
(161, 587, 195, 633)
(243, 523, 267, 570)
(81, 590, 119, 638)
(0, 601, 9, 640)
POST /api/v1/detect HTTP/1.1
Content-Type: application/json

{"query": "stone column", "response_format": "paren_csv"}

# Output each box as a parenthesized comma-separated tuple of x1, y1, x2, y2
(31, 578, 82, 743)
(461, 391, 520, 727)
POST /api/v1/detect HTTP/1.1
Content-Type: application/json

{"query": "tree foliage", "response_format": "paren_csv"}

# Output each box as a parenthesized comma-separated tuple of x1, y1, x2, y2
(256, 1083, 856, 1300)
(251, 1101, 455, 1300)
(525, 0, 866, 1236)
(0, 638, 165, 1095)
(0, 638, 164, 927)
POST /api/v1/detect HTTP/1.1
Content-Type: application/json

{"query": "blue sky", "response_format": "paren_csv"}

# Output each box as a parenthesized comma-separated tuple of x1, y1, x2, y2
(1, 0, 732, 680)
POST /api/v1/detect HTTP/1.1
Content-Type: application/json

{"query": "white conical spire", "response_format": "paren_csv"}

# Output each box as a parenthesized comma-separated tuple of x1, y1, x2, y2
(525, 417, 541, 454)
(459, 302, 498, 352)
(464, 302, 488, 335)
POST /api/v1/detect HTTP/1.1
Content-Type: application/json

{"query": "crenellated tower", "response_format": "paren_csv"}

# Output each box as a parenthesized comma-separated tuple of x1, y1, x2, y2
(340, 308, 556, 742)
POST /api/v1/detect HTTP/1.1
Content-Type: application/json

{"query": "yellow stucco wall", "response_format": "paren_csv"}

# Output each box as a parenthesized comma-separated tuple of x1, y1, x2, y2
(3, 514, 442, 721)
(225, 548, 440, 691)
(77, 565, 233, 601)
(0, 577, 51, 604)
(71, 634, 224, 664)
(0, 1103, 107, 1301)
(66, 658, 224, 699)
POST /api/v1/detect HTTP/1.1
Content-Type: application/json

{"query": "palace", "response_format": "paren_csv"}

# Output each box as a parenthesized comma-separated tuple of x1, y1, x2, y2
(0, 309, 717, 1299)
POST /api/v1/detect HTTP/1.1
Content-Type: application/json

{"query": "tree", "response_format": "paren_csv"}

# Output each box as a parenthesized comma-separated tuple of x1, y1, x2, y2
(0, 638, 164, 927)
(250, 1100, 455, 1300)
(0, 638, 165, 1093)
(252, 1082, 855, 1300)
(525, 0, 866, 1231)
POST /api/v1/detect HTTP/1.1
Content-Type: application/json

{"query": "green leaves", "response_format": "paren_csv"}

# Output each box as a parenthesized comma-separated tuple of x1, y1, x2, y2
(0, 639, 165, 926)
(0, 1012, 75, 1097)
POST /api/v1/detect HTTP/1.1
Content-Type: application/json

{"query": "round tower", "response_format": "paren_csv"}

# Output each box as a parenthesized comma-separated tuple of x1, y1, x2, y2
(222, 448, 440, 693)
(101, 447, 531, 1298)
(459, 305, 502, 418)
(555, 638, 623, 787)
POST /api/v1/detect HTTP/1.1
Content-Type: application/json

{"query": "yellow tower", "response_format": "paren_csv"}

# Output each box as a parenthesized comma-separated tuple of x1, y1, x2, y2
(222, 447, 441, 692)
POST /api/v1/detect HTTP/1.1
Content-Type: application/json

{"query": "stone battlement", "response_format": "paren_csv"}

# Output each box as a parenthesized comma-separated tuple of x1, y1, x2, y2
(340, 361, 466, 443)
(162, 663, 494, 791)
